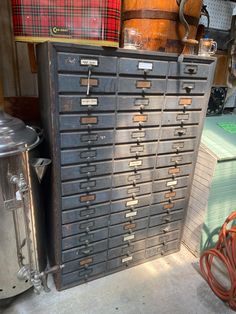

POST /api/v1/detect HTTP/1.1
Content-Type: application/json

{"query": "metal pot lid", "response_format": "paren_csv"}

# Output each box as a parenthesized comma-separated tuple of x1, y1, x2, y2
(0, 109, 39, 156)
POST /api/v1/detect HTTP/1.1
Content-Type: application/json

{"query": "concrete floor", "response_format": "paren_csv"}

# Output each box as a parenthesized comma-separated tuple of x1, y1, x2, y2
(1, 246, 235, 314)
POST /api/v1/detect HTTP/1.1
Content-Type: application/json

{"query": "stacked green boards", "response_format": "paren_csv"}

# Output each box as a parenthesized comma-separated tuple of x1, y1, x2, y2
(183, 115, 236, 257)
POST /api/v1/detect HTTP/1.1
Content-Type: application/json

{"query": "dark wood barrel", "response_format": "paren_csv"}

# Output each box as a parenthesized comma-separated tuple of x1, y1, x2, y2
(122, 0, 203, 53)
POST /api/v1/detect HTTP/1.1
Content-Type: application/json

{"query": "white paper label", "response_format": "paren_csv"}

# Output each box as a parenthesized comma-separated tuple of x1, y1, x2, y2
(122, 256, 133, 263)
(16, 191, 22, 201)
(167, 180, 178, 187)
(124, 234, 135, 242)
(129, 160, 142, 167)
(138, 62, 153, 71)
(126, 200, 138, 207)
(80, 59, 98, 66)
(125, 211, 137, 218)
(81, 98, 98, 106)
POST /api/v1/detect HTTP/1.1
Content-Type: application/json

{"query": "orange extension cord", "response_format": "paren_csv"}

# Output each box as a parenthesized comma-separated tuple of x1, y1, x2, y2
(200, 212, 236, 310)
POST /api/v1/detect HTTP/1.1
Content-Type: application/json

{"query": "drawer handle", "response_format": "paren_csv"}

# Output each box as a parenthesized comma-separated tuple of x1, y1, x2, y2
(184, 65, 198, 74)
(81, 249, 92, 255)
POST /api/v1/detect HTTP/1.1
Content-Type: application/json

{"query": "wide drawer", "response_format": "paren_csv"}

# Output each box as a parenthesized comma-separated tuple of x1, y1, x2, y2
(149, 199, 187, 216)
(146, 230, 181, 248)
(57, 52, 117, 74)
(110, 207, 149, 225)
(107, 250, 145, 270)
(164, 96, 206, 110)
(166, 79, 206, 95)
(61, 161, 113, 181)
(109, 217, 149, 237)
(160, 125, 199, 140)
(116, 112, 161, 128)
(109, 229, 147, 249)
(147, 220, 182, 237)
(111, 195, 150, 213)
(152, 176, 189, 192)
(61, 146, 113, 165)
(58, 74, 117, 93)
(113, 156, 156, 173)
(168, 62, 210, 78)
(154, 164, 192, 180)
(152, 187, 188, 204)
(115, 128, 159, 144)
(60, 130, 114, 148)
(119, 58, 168, 76)
(114, 142, 158, 159)
(59, 113, 115, 130)
(149, 210, 185, 227)
(61, 262, 106, 287)
(59, 95, 116, 113)
(158, 139, 197, 154)
(108, 239, 146, 260)
(146, 239, 180, 259)
(117, 96, 164, 111)
(162, 111, 201, 125)
(62, 228, 109, 250)
(62, 216, 109, 237)
(62, 239, 108, 262)
(156, 152, 193, 168)
(119, 78, 166, 94)
(62, 251, 107, 274)
(62, 203, 111, 224)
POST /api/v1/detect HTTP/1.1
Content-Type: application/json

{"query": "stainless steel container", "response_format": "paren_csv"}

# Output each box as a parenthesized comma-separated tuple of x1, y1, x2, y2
(0, 109, 51, 299)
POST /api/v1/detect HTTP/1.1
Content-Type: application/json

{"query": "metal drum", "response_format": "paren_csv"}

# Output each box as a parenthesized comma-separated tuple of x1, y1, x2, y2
(0, 109, 51, 299)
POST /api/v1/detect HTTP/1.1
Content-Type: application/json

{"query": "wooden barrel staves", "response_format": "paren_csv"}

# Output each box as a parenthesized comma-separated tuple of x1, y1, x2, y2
(122, 0, 203, 53)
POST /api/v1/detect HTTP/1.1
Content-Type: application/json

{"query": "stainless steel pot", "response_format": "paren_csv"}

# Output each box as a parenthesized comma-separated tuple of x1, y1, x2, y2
(0, 109, 52, 299)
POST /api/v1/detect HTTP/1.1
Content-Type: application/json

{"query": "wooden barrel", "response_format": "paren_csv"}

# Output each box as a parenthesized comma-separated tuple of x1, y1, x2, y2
(122, 0, 203, 53)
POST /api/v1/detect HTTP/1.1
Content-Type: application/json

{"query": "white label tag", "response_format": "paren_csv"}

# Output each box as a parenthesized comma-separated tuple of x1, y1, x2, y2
(80, 59, 98, 66)
(138, 62, 153, 71)
(126, 200, 138, 207)
(129, 160, 142, 167)
(122, 256, 133, 263)
(124, 234, 135, 242)
(125, 211, 137, 218)
(81, 98, 98, 106)
(16, 191, 22, 201)
(167, 180, 178, 187)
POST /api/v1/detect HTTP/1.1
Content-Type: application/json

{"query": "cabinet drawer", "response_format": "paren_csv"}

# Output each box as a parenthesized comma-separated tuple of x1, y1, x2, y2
(59, 95, 116, 113)
(61, 262, 106, 287)
(154, 164, 192, 180)
(62, 203, 111, 224)
(148, 220, 182, 237)
(111, 195, 150, 213)
(115, 128, 159, 144)
(113, 156, 156, 173)
(114, 142, 157, 159)
(62, 251, 107, 274)
(61, 161, 113, 181)
(160, 125, 199, 140)
(119, 58, 168, 76)
(168, 62, 210, 78)
(164, 96, 205, 110)
(146, 240, 180, 259)
(109, 217, 149, 237)
(58, 74, 117, 93)
(153, 176, 189, 192)
(62, 228, 109, 250)
(156, 152, 193, 168)
(62, 240, 108, 262)
(162, 111, 201, 125)
(149, 210, 185, 227)
(117, 96, 164, 111)
(116, 112, 161, 128)
(146, 230, 181, 248)
(61, 146, 113, 165)
(62, 216, 109, 237)
(107, 250, 145, 270)
(109, 229, 147, 249)
(110, 207, 149, 225)
(59, 114, 115, 131)
(108, 239, 146, 260)
(57, 52, 117, 74)
(152, 188, 188, 204)
(158, 139, 196, 154)
(111, 182, 152, 201)
(112, 170, 153, 188)
(149, 199, 186, 216)
(166, 79, 206, 95)
(119, 78, 166, 94)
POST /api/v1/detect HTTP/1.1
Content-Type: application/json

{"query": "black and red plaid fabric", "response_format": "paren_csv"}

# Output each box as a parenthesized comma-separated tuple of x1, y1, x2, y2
(11, 0, 121, 44)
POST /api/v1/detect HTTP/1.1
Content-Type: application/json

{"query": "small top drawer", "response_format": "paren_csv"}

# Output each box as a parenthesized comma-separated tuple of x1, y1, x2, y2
(168, 62, 210, 78)
(119, 58, 168, 77)
(57, 52, 117, 74)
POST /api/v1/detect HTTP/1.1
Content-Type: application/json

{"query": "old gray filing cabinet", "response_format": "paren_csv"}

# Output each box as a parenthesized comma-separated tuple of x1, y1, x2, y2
(37, 42, 216, 290)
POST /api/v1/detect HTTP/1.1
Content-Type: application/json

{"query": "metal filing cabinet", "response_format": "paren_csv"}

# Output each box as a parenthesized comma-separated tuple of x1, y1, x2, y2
(37, 43, 216, 290)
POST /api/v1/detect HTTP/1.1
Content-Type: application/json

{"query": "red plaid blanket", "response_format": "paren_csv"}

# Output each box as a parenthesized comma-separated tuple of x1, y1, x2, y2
(11, 0, 121, 44)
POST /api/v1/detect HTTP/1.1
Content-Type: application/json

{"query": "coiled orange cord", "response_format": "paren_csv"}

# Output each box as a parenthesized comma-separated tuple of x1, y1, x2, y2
(200, 212, 236, 310)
